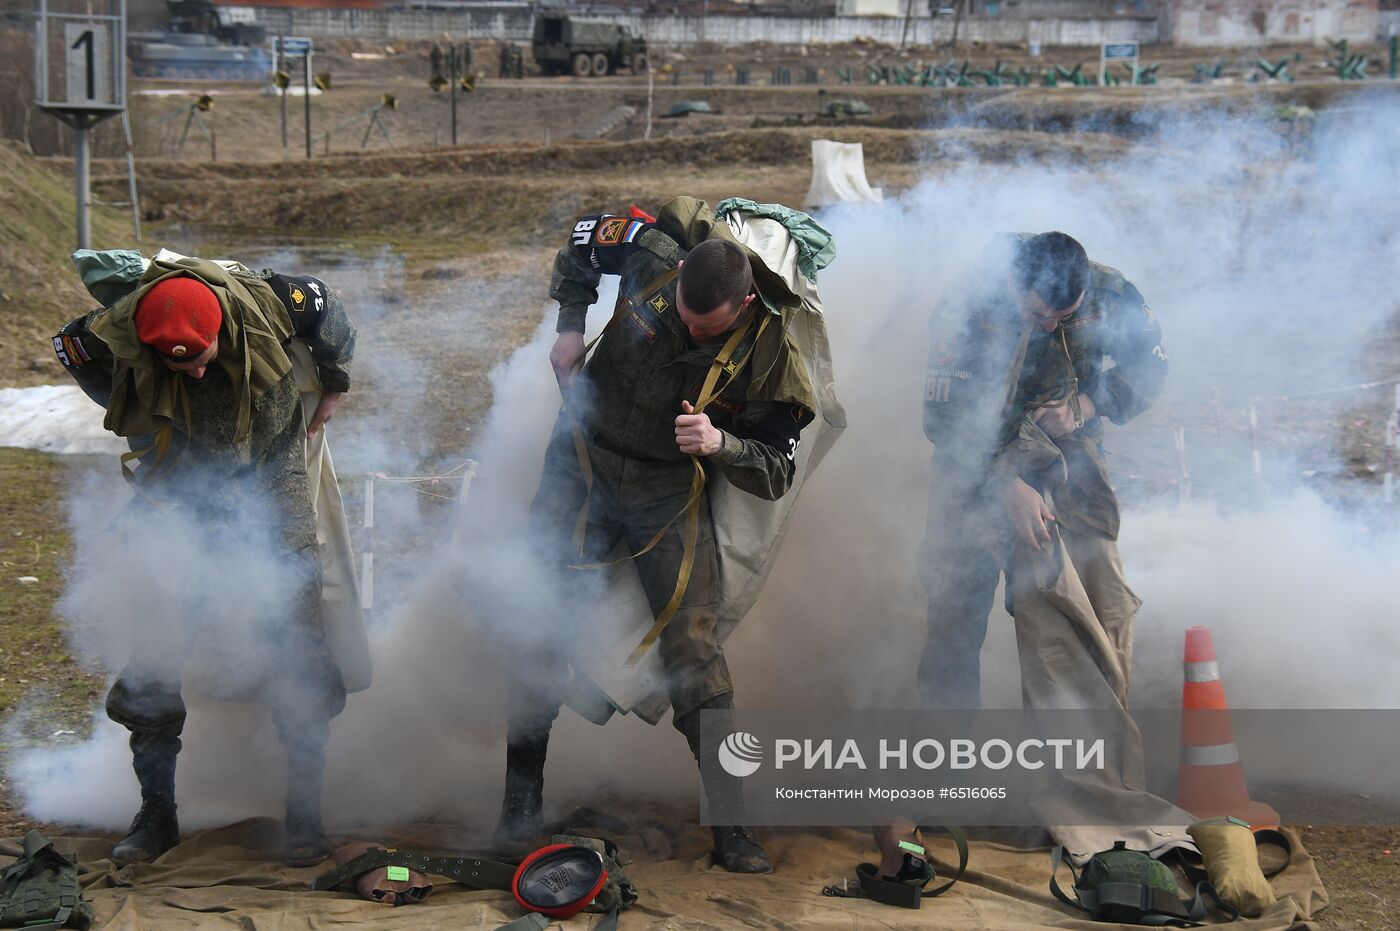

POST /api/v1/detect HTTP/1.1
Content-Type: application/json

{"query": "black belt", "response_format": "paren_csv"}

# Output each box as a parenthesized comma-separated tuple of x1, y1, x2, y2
(313, 848, 517, 893)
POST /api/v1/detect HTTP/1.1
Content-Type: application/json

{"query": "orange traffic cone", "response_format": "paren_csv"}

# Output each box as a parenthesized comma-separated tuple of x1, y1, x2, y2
(1177, 626, 1280, 830)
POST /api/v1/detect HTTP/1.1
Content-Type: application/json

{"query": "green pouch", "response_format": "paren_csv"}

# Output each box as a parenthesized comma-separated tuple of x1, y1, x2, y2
(71, 249, 146, 307)
(0, 830, 94, 930)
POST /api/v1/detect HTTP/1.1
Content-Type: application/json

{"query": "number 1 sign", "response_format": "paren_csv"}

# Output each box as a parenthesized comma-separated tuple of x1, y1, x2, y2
(35, 0, 125, 115)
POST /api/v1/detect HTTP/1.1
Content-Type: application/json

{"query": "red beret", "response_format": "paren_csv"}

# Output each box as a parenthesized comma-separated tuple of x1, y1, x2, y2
(134, 278, 222, 358)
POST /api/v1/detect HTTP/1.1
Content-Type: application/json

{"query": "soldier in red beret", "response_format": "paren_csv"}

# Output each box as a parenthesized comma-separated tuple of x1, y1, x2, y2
(54, 252, 362, 867)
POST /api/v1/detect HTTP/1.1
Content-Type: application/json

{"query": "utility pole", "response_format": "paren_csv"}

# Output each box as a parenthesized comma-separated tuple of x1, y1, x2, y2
(278, 36, 288, 151)
(303, 51, 313, 158)
(449, 44, 459, 146)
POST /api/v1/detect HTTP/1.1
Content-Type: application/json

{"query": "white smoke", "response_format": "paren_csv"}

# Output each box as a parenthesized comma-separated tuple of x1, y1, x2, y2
(12, 93, 1400, 834)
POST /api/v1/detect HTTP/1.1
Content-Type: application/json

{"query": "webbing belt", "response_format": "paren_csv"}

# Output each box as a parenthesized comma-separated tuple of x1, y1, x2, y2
(561, 265, 770, 666)
(312, 848, 518, 893)
(822, 825, 969, 910)
(312, 849, 620, 931)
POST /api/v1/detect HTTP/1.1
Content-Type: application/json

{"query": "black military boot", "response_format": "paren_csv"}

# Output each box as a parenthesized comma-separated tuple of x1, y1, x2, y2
(676, 695, 773, 874)
(112, 734, 180, 864)
(711, 825, 773, 874)
(493, 735, 549, 854)
(284, 745, 330, 867)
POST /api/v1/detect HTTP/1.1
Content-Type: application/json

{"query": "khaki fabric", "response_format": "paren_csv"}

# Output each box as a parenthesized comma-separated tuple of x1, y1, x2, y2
(288, 340, 371, 694)
(0, 811, 1327, 929)
(1008, 521, 1193, 862)
(1189, 821, 1279, 918)
(88, 255, 295, 445)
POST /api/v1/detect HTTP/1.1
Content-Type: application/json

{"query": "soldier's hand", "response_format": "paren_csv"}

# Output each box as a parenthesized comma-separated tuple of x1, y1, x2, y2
(307, 392, 342, 439)
(676, 400, 724, 456)
(1033, 395, 1095, 438)
(1003, 477, 1055, 551)
(550, 331, 586, 386)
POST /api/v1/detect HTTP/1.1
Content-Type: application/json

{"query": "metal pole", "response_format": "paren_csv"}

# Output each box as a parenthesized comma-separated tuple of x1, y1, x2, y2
(450, 45, 458, 146)
(120, 107, 142, 241)
(279, 36, 288, 151)
(645, 67, 654, 139)
(451, 460, 479, 547)
(73, 121, 91, 251)
(303, 52, 312, 159)
(949, 0, 965, 51)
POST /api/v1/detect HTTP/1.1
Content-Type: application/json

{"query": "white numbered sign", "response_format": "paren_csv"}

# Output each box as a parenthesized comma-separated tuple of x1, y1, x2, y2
(64, 22, 111, 106)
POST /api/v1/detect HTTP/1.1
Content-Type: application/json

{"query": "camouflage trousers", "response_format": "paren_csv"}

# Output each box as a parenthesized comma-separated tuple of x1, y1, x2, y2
(507, 423, 730, 742)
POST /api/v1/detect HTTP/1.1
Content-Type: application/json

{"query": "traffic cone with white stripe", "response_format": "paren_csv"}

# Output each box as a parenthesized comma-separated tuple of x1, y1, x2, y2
(1177, 626, 1279, 830)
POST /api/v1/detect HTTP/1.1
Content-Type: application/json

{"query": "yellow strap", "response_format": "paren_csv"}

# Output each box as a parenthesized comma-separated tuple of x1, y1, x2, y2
(571, 311, 763, 572)
(555, 261, 771, 667)
(118, 377, 192, 494)
(620, 312, 771, 667)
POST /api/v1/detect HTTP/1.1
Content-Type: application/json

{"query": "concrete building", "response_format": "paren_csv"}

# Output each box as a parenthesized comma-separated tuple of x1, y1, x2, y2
(1164, 0, 1379, 44)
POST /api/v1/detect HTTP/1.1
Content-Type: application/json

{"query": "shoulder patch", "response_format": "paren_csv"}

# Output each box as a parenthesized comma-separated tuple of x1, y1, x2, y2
(269, 274, 326, 315)
(52, 336, 72, 367)
(594, 216, 630, 245)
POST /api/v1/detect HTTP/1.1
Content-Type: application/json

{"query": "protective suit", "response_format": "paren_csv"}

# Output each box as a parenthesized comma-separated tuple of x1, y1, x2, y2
(920, 234, 1188, 860)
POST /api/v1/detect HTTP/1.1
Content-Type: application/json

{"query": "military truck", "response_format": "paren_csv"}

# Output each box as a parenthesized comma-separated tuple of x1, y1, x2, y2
(531, 13, 648, 77)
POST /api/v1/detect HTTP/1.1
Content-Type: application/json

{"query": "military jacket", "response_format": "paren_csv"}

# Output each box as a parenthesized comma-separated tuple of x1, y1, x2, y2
(550, 214, 814, 501)
(54, 265, 355, 551)
(923, 239, 1166, 538)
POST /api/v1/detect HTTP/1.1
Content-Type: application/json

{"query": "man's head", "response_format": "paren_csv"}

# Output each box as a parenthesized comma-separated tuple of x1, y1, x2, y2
(676, 239, 755, 341)
(135, 277, 222, 378)
(1010, 232, 1088, 332)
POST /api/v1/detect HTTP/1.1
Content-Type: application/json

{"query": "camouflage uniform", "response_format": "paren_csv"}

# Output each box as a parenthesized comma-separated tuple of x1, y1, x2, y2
(499, 215, 812, 867)
(511, 214, 814, 737)
(919, 235, 1167, 709)
(55, 266, 355, 751)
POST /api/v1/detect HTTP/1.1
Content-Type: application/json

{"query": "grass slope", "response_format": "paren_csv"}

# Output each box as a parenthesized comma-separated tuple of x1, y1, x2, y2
(0, 142, 132, 388)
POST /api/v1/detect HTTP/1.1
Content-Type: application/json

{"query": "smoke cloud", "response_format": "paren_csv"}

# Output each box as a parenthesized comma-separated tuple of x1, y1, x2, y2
(11, 92, 1400, 834)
